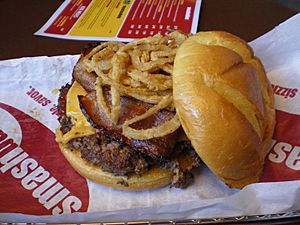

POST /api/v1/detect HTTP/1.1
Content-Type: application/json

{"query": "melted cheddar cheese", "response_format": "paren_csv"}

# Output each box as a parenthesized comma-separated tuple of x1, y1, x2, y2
(58, 81, 96, 144)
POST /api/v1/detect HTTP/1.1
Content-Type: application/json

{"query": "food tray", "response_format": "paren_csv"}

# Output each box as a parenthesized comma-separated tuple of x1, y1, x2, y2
(94, 212, 300, 224)
(4, 211, 299, 224)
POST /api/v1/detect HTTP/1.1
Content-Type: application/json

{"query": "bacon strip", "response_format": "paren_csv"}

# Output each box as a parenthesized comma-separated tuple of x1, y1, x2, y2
(79, 90, 179, 158)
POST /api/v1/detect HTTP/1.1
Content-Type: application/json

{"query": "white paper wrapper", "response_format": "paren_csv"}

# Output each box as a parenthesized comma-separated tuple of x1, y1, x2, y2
(0, 13, 300, 223)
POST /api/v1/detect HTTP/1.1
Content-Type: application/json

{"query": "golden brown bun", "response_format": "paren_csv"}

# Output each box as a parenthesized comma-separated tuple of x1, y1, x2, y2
(59, 143, 173, 191)
(173, 31, 275, 188)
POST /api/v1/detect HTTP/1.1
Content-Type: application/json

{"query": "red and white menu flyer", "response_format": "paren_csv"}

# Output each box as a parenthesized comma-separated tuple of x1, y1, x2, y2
(1, 13, 300, 224)
(35, 0, 202, 41)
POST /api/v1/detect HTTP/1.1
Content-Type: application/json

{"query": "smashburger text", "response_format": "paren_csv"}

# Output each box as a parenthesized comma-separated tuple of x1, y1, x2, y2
(268, 139, 300, 170)
(0, 129, 82, 215)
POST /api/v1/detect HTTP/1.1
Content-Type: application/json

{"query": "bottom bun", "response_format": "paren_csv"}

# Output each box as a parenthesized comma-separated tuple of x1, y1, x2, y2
(59, 143, 173, 191)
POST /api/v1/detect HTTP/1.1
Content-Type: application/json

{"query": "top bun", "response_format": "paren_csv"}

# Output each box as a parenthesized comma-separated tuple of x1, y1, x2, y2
(173, 31, 275, 188)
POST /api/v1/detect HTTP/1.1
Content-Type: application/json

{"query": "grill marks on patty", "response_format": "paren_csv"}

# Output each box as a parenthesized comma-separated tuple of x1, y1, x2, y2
(66, 131, 200, 188)
(58, 83, 73, 134)
(68, 133, 149, 176)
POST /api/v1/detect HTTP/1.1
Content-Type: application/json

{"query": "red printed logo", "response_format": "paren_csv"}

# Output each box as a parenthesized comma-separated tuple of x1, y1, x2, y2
(0, 103, 89, 215)
(261, 110, 300, 182)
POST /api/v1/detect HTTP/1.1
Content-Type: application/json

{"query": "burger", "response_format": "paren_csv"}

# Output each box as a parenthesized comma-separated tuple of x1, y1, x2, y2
(55, 31, 275, 190)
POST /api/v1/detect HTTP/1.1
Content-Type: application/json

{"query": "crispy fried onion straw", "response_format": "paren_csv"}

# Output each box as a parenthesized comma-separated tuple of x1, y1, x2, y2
(82, 31, 187, 139)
